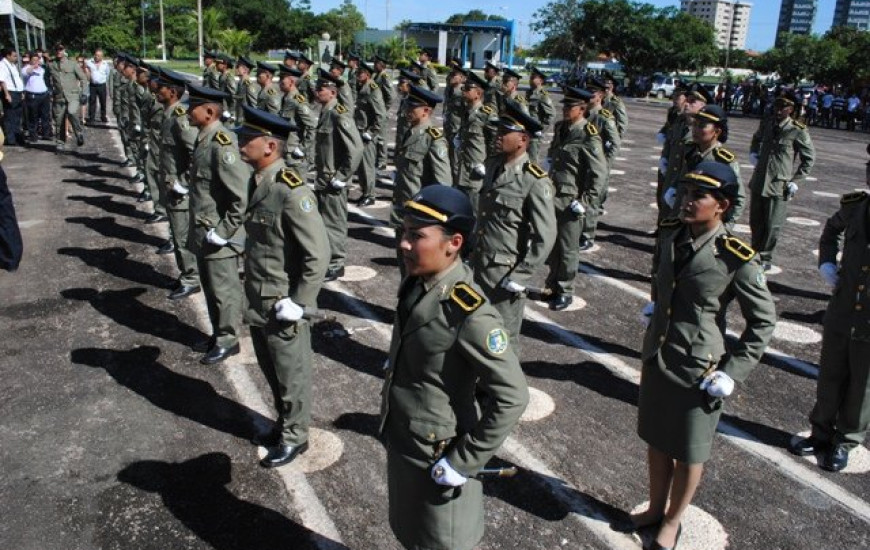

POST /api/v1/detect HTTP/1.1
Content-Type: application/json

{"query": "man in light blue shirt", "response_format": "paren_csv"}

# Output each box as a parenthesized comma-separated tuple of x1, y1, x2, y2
(85, 48, 110, 124)
(21, 51, 51, 142)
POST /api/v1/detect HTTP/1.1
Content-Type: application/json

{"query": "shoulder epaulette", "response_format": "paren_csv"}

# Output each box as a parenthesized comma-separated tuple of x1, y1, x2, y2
(279, 168, 303, 188)
(516, 95, 527, 104)
(215, 130, 232, 145)
(525, 162, 548, 179)
(304, 74, 311, 80)
(600, 108, 613, 119)
(586, 122, 599, 136)
(720, 236, 755, 262)
(841, 191, 867, 205)
(294, 93, 306, 104)
(481, 103, 496, 115)
(541, 89, 549, 96)
(611, 95, 622, 103)
(659, 217, 682, 228)
(450, 282, 485, 313)
(335, 103, 348, 114)
(714, 147, 735, 163)
(369, 81, 379, 90)
(266, 87, 276, 96)
(174, 105, 186, 117)
(793, 119, 807, 129)
(426, 127, 444, 140)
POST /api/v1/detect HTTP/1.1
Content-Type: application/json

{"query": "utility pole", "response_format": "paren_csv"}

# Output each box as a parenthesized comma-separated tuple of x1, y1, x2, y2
(141, 1, 146, 58)
(197, 0, 203, 68)
(159, 0, 166, 61)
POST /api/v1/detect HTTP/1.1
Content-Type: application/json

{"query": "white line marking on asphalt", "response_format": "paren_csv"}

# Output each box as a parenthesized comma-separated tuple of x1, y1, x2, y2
(813, 191, 839, 198)
(615, 157, 628, 161)
(611, 169, 626, 175)
(17, 219, 45, 229)
(773, 321, 822, 344)
(649, 182, 658, 187)
(806, 177, 818, 182)
(787, 217, 821, 227)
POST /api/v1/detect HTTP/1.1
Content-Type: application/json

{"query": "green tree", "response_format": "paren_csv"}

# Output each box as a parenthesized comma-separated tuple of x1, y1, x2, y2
(756, 33, 847, 84)
(445, 10, 506, 25)
(315, 0, 366, 55)
(823, 26, 870, 85)
(201, 7, 226, 51)
(381, 35, 419, 66)
(216, 29, 256, 57)
(214, 0, 316, 50)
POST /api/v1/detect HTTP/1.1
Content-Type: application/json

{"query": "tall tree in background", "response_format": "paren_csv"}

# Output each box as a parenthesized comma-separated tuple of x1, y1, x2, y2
(317, 0, 366, 54)
(444, 10, 506, 25)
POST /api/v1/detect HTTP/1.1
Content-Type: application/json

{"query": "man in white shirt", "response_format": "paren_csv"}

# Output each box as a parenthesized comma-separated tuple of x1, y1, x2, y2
(21, 51, 51, 142)
(0, 48, 25, 146)
(85, 48, 110, 124)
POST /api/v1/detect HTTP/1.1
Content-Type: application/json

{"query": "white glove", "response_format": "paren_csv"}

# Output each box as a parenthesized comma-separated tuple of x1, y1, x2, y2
(291, 146, 305, 159)
(569, 199, 585, 215)
(452, 135, 461, 149)
(656, 132, 666, 145)
(500, 278, 526, 294)
(658, 157, 668, 175)
(222, 110, 232, 121)
(205, 228, 228, 246)
(472, 164, 486, 178)
(431, 457, 467, 487)
(784, 181, 799, 201)
(819, 262, 839, 288)
(663, 187, 677, 208)
(330, 178, 347, 190)
(533, 131, 543, 138)
(171, 181, 189, 195)
(699, 371, 735, 398)
(133, 124, 141, 133)
(640, 301, 655, 327)
(749, 152, 759, 166)
(362, 131, 373, 142)
(274, 297, 304, 322)
(143, 143, 150, 152)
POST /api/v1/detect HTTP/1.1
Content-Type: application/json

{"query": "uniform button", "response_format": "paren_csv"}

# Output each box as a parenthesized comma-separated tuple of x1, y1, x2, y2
(856, 304, 864, 311)
(860, 285, 866, 291)
(659, 335, 665, 343)
(427, 433, 436, 441)
(666, 308, 672, 315)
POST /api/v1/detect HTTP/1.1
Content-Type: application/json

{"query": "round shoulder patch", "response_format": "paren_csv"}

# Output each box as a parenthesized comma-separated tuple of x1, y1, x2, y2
(299, 195, 315, 213)
(222, 151, 236, 165)
(486, 328, 510, 355)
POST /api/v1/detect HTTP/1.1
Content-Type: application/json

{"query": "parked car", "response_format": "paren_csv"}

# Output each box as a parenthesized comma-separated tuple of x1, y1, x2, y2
(648, 74, 678, 99)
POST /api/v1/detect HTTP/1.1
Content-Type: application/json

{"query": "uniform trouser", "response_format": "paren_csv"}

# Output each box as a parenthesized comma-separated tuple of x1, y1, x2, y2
(250, 321, 312, 446)
(53, 98, 83, 143)
(145, 149, 165, 216)
(446, 133, 460, 186)
(25, 92, 51, 139)
(87, 83, 107, 122)
(196, 254, 243, 348)
(811, 325, 870, 450)
(474, 265, 525, 350)
(580, 169, 610, 244)
(2, 92, 23, 145)
(455, 183, 481, 215)
(357, 135, 378, 200)
(546, 196, 583, 295)
(315, 187, 348, 270)
(376, 124, 389, 168)
(167, 207, 200, 287)
(117, 119, 133, 161)
(749, 192, 788, 263)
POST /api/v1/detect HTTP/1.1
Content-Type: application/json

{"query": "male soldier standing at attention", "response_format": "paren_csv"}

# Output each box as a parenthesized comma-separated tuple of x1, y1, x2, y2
(255, 62, 281, 115)
(373, 55, 394, 170)
(141, 66, 166, 221)
(602, 72, 628, 139)
(470, 101, 556, 347)
(120, 57, 145, 180)
(295, 54, 316, 103)
(493, 67, 530, 156)
(185, 83, 252, 365)
(748, 90, 815, 271)
(455, 70, 498, 212)
(201, 51, 219, 89)
(328, 57, 355, 110)
(157, 69, 200, 300)
(346, 52, 361, 103)
(544, 87, 607, 310)
(354, 61, 387, 207)
(112, 54, 133, 166)
(233, 56, 259, 122)
(417, 50, 438, 91)
(277, 65, 317, 174)
(48, 43, 87, 151)
(482, 61, 501, 107)
(443, 60, 466, 183)
(216, 55, 237, 121)
(313, 70, 363, 282)
(393, 69, 424, 155)
(525, 66, 554, 163)
(236, 105, 330, 468)
(132, 64, 154, 185)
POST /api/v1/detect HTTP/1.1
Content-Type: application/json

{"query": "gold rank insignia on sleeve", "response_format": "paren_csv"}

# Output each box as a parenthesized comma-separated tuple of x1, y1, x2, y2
(600, 108, 613, 118)
(266, 87, 276, 96)
(295, 93, 306, 103)
(541, 89, 549, 96)
(793, 119, 807, 129)
(450, 282, 485, 313)
(174, 106, 186, 117)
(215, 130, 232, 145)
(481, 103, 496, 115)
(841, 191, 867, 204)
(369, 81, 379, 90)
(279, 168, 303, 188)
(525, 162, 548, 179)
(335, 104, 348, 114)
(721, 236, 755, 262)
(586, 122, 599, 136)
(714, 147, 735, 163)
(427, 127, 444, 140)
(659, 217, 682, 228)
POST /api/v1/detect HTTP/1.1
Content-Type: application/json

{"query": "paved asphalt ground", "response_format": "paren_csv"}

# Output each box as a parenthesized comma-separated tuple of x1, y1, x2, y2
(1, 95, 869, 550)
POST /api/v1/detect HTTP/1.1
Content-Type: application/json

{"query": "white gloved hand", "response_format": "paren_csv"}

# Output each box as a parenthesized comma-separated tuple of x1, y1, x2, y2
(172, 181, 189, 195)
(472, 164, 486, 178)
(500, 278, 526, 294)
(784, 181, 799, 201)
(749, 152, 759, 166)
(656, 132, 666, 145)
(274, 297, 304, 322)
(133, 124, 142, 133)
(362, 131, 373, 142)
(533, 131, 543, 138)
(330, 178, 347, 189)
(431, 457, 467, 487)
(569, 199, 585, 215)
(658, 157, 668, 175)
(663, 187, 677, 208)
(291, 146, 305, 159)
(205, 228, 228, 246)
(143, 143, 150, 152)
(819, 262, 839, 288)
(699, 371, 735, 398)
(452, 135, 461, 149)
(640, 301, 655, 327)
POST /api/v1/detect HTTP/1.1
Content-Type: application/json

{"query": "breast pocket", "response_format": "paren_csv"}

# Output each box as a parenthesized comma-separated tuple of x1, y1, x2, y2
(493, 193, 524, 220)
(247, 209, 275, 243)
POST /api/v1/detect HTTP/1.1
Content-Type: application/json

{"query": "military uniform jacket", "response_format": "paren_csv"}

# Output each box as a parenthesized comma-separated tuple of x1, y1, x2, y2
(146, 95, 164, 152)
(484, 77, 500, 108)
(354, 80, 387, 136)
(819, 192, 870, 340)
(547, 118, 608, 202)
(749, 117, 815, 198)
(257, 82, 282, 114)
(391, 122, 451, 225)
(135, 84, 153, 134)
(218, 71, 237, 113)
(347, 68, 359, 101)
(110, 70, 124, 116)
(337, 79, 355, 111)
(662, 116, 693, 188)
(48, 57, 87, 103)
(202, 64, 219, 89)
(457, 102, 497, 190)
(471, 153, 557, 286)
(421, 63, 438, 91)
(526, 86, 554, 130)
(234, 77, 260, 121)
(125, 81, 146, 133)
(314, 99, 363, 189)
(644, 221, 776, 388)
(296, 71, 314, 103)
(375, 70, 394, 107)
(188, 121, 252, 258)
(159, 101, 197, 210)
(379, 261, 529, 474)
(443, 83, 465, 138)
(603, 93, 628, 137)
(280, 90, 317, 159)
(588, 105, 621, 159)
(244, 160, 329, 326)
(681, 143, 746, 223)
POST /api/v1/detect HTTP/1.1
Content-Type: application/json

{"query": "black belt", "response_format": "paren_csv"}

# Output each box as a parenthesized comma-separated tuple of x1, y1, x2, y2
(25, 91, 47, 96)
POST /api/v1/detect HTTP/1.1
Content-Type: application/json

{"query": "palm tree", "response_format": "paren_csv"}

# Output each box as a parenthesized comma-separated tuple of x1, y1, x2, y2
(217, 29, 256, 57)
(202, 7, 226, 51)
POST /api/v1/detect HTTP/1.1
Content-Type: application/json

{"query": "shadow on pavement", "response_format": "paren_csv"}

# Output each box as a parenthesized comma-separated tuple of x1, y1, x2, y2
(65, 216, 165, 247)
(58, 246, 175, 289)
(63, 177, 140, 198)
(581, 263, 651, 285)
(312, 319, 388, 379)
(63, 163, 130, 181)
(67, 194, 150, 220)
(319, 287, 396, 325)
(767, 280, 830, 303)
(348, 226, 396, 250)
(597, 233, 655, 255)
(599, 222, 657, 240)
(523, 359, 640, 407)
(523, 319, 643, 361)
(333, 411, 381, 438)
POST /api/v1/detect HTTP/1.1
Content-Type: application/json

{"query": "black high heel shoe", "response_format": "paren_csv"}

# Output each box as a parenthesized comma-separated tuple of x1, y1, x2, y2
(647, 523, 682, 550)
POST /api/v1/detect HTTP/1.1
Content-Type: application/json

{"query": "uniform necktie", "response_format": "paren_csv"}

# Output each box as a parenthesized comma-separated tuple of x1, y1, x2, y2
(674, 239, 693, 275)
(398, 280, 425, 327)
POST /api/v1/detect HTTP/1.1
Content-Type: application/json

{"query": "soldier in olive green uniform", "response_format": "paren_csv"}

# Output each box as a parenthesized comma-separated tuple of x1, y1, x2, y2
(353, 63, 387, 207)
(142, 67, 166, 220)
(201, 51, 220, 89)
(636, 162, 775, 550)
(236, 105, 330, 468)
(470, 101, 556, 347)
(382, 184, 528, 550)
(790, 150, 870, 473)
(277, 66, 317, 174)
(346, 53, 360, 103)
(748, 90, 815, 270)
(417, 50, 439, 91)
(133, 65, 155, 185)
(157, 70, 201, 300)
(394, 69, 424, 155)
(443, 60, 466, 184)
(255, 62, 281, 115)
(373, 56, 394, 170)
(48, 43, 87, 150)
(119, 57, 145, 180)
(328, 57, 355, 110)
(525, 67, 554, 163)
(313, 71, 364, 281)
(482, 61, 501, 107)
(295, 54, 316, 103)
(216, 55, 237, 120)
(185, 84, 252, 365)
(112, 55, 133, 165)
(488, 68, 528, 157)
(544, 87, 608, 311)
(233, 56, 260, 122)
(602, 73, 628, 138)
(455, 71, 498, 213)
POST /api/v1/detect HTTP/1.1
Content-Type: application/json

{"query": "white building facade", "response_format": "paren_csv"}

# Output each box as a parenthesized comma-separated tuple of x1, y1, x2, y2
(681, 0, 753, 50)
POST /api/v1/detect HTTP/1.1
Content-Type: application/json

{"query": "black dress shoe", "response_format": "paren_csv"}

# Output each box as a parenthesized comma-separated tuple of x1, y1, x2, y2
(647, 523, 682, 550)
(200, 343, 240, 365)
(821, 444, 849, 472)
(191, 336, 216, 353)
(549, 294, 573, 311)
(788, 435, 829, 456)
(260, 441, 309, 468)
(146, 213, 168, 224)
(324, 266, 345, 282)
(168, 285, 201, 300)
(358, 196, 376, 207)
(76, 134, 85, 146)
(156, 240, 176, 255)
(137, 190, 152, 203)
(578, 239, 595, 252)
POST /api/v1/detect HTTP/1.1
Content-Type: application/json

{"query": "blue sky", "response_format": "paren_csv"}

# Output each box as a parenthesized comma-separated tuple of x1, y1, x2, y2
(317, 0, 840, 52)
